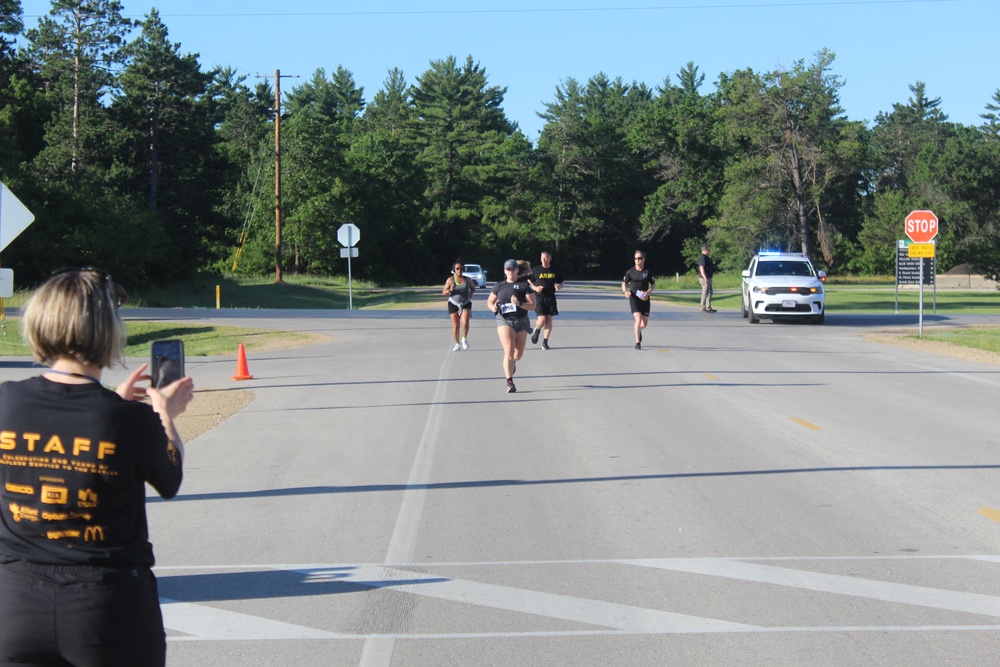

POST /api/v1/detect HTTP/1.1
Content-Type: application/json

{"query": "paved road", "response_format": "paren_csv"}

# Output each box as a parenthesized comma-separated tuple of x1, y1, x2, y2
(5, 285, 1000, 665)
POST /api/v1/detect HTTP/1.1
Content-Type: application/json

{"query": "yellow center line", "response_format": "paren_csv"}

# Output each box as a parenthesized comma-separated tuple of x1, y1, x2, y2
(791, 417, 822, 431)
(979, 508, 1000, 523)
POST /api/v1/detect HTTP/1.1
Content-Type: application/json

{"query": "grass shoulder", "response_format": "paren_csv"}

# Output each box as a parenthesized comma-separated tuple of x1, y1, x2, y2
(0, 319, 325, 358)
(862, 326, 1000, 366)
(2, 273, 441, 310)
(657, 273, 1000, 315)
(135, 274, 440, 310)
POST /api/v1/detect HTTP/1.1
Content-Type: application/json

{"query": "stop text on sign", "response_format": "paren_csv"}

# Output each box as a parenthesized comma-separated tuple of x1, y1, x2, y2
(904, 210, 939, 243)
(906, 217, 937, 235)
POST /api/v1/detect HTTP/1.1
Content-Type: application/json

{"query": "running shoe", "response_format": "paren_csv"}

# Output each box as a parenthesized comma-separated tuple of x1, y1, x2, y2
(506, 379, 516, 393)
(531, 328, 541, 345)
(635, 342, 641, 350)
(542, 339, 550, 350)
(453, 343, 461, 351)
(461, 337, 469, 350)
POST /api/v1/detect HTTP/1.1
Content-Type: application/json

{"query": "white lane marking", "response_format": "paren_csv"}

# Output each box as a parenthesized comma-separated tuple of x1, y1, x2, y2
(161, 598, 342, 640)
(382, 353, 452, 563)
(340, 565, 755, 633)
(361, 353, 454, 667)
(159, 556, 1000, 641)
(969, 556, 1000, 563)
(626, 558, 1000, 618)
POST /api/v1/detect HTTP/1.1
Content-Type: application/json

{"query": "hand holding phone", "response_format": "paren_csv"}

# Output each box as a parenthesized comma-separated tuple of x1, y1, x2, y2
(151, 339, 185, 389)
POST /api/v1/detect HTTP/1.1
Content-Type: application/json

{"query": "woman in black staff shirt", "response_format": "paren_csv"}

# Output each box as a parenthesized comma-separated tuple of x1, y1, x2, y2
(487, 259, 537, 393)
(0, 269, 194, 666)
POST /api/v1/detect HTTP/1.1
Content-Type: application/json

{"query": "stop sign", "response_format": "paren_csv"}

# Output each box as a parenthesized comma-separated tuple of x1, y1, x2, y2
(905, 210, 938, 243)
(337, 223, 360, 247)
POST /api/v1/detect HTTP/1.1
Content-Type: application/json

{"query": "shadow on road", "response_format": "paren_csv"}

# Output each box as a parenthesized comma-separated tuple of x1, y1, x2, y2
(159, 567, 445, 603)
(153, 463, 1000, 505)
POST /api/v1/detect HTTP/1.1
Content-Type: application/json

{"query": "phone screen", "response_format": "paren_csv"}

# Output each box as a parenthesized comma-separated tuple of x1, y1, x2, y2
(151, 339, 185, 389)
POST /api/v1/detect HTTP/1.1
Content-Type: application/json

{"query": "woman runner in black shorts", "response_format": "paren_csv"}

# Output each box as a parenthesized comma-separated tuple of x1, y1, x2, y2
(487, 259, 536, 393)
(442, 260, 475, 350)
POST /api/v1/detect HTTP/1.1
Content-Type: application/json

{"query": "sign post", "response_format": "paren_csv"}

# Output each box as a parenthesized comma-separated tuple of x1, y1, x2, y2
(337, 223, 360, 310)
(904, 210, 939, 336)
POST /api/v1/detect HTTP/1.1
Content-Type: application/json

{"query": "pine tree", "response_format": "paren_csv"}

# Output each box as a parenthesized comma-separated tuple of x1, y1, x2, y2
(632, 62, 725, 270)
(408, 55, 516, 267)
(0, 0, 30, 180)
(0, 0, 22, 59)
(362, 67, 412, 137)
(114, 9, 211, 212)
(25, 0, 132, 177)
(981, 89, 1000, 135)
(281, 67, 365, 273)
(537, 73, 653, 273)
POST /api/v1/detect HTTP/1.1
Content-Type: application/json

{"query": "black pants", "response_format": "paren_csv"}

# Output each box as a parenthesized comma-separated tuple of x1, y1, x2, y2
(0, 560, 166, 667)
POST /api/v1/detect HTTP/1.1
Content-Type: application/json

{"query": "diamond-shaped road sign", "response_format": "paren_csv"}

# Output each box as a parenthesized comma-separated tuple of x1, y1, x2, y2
(1, 181, 35, 251)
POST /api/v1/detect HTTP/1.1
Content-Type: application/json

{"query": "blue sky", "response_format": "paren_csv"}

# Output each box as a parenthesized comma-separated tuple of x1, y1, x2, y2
(17, 0, 998, 140)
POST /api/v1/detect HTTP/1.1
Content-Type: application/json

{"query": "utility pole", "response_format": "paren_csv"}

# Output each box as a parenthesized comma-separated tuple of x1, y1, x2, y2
(258, 69, 298, 284)
(274, 69, 282, 283)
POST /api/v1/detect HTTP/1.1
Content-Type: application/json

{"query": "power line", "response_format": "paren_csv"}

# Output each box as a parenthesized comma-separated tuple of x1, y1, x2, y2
(10, 0, 960, 20)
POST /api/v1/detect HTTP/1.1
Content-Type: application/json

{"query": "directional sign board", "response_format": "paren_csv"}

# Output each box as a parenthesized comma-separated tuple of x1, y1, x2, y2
(0, 268, 12, 298)
(896, 240, 935, 286)
(337, 223, 360, 247)
(0, 181, 35, 251)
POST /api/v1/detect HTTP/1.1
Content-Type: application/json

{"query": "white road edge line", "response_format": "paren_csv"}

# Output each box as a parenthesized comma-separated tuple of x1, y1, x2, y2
(359, 352, 454, 667)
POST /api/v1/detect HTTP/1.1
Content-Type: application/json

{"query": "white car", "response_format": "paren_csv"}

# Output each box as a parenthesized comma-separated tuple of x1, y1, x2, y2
(741, 252, 826, 324)
(463, 264, 488, 288)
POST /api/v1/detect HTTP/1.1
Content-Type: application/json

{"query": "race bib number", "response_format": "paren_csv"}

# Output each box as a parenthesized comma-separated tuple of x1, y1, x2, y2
(499, 302, 518, 315)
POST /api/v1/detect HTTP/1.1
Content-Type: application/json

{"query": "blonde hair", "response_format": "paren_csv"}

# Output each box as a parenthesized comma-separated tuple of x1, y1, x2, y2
(22, 270, 126, 368)
(516, 260, 531, 279)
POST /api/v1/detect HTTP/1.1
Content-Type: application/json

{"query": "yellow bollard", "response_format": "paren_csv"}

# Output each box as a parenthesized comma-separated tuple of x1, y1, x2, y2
(216, 285, 220, 309)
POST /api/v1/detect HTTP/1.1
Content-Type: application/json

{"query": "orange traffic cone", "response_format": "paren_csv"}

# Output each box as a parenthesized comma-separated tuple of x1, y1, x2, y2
(232, 343, 254, 380)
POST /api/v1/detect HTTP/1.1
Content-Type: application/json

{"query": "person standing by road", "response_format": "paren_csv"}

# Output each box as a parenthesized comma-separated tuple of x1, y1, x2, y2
(443, 260, 475, 350)
(622, 250, 655, 350)
(529, 250, 564, 350)
(0, 268, 194, 667)
(698, 244, 716, 313)
(487, 259, 536, 393)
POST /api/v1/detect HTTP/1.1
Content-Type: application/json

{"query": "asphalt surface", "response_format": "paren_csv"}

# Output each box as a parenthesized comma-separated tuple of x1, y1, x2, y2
(4, 285, 1000, 666)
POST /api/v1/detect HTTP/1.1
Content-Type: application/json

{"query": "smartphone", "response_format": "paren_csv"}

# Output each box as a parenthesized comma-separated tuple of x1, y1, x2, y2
(151, 339, 185, 389)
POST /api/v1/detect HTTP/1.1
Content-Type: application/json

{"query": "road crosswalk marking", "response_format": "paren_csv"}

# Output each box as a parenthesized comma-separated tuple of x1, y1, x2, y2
(159, 556, 1000, 641)
(340, 565, 756, 633)
(626, 558, 1000, 618)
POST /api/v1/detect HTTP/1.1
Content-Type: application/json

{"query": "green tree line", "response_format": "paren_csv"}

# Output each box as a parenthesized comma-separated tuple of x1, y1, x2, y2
(2, 0, 999, 288)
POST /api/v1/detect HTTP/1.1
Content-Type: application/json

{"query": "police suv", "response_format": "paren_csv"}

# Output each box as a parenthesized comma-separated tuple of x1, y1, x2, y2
(741, 252, 826, 324)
